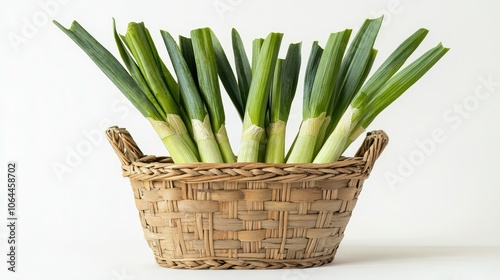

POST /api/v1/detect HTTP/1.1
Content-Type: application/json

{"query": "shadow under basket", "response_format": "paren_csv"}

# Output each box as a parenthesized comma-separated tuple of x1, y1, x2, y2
(106, 127, 389, 269)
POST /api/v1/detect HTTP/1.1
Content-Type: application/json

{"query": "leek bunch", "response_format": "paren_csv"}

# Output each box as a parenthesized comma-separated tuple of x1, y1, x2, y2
(54, 17, 448, 164)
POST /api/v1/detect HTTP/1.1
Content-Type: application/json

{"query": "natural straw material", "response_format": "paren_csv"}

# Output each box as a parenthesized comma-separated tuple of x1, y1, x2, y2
(106, 126, 388, 269)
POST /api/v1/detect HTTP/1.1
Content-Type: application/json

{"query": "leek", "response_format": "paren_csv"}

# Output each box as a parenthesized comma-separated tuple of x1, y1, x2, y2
(326, 17, 383, 138)
(191, 28, 236, 163)
(265, 43, 301, 163)
(161, 30, 224, 163)
(286, 30, 351, 163)
(53, 20, 199, 163)
(314, 42, 449, 163)
(120, 22, 198, 157)
(238, 33, 283, 162)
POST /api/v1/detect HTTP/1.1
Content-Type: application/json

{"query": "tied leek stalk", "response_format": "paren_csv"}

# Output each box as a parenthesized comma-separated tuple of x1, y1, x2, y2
(314, 31, 449, 163)
(161, 30, 224, 163)
(117, 22, 199, 159)
(286, 30, 351, 163)
(237, 32, 283, 162)
(54, 18, 449, 165)
(318, 17, 383, 154)
(265, 43, 302, 163)
(53, 20, 200, 163)
(190, 28, 236, 163)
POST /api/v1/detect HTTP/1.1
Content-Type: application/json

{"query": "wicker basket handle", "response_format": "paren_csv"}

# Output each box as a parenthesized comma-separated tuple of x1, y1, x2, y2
(106, 126, 144, 166)
(355, 130, 389, 173)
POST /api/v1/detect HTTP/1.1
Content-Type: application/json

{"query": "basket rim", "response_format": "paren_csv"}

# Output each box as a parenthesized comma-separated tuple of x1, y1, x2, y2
(106, 127, 389, 182)
(129, 154, 366, 168)
(122, 156, 371, 182)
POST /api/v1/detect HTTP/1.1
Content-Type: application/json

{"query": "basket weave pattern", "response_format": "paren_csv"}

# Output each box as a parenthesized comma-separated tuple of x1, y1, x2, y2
(107, 127, 388, 269)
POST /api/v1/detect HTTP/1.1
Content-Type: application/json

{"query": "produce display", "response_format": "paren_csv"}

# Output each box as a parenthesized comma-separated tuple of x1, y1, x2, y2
(54, 17, 448, 164)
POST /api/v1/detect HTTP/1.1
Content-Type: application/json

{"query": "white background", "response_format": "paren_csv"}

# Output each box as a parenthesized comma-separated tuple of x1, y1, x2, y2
(1, 0, 500, 279)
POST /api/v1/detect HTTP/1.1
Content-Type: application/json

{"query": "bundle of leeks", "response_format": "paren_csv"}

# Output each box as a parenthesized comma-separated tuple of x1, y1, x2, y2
(54, 17, 448, 164)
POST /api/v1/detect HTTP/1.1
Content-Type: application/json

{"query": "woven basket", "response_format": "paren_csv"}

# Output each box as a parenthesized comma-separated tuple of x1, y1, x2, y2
(106, 126, 388, 269)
